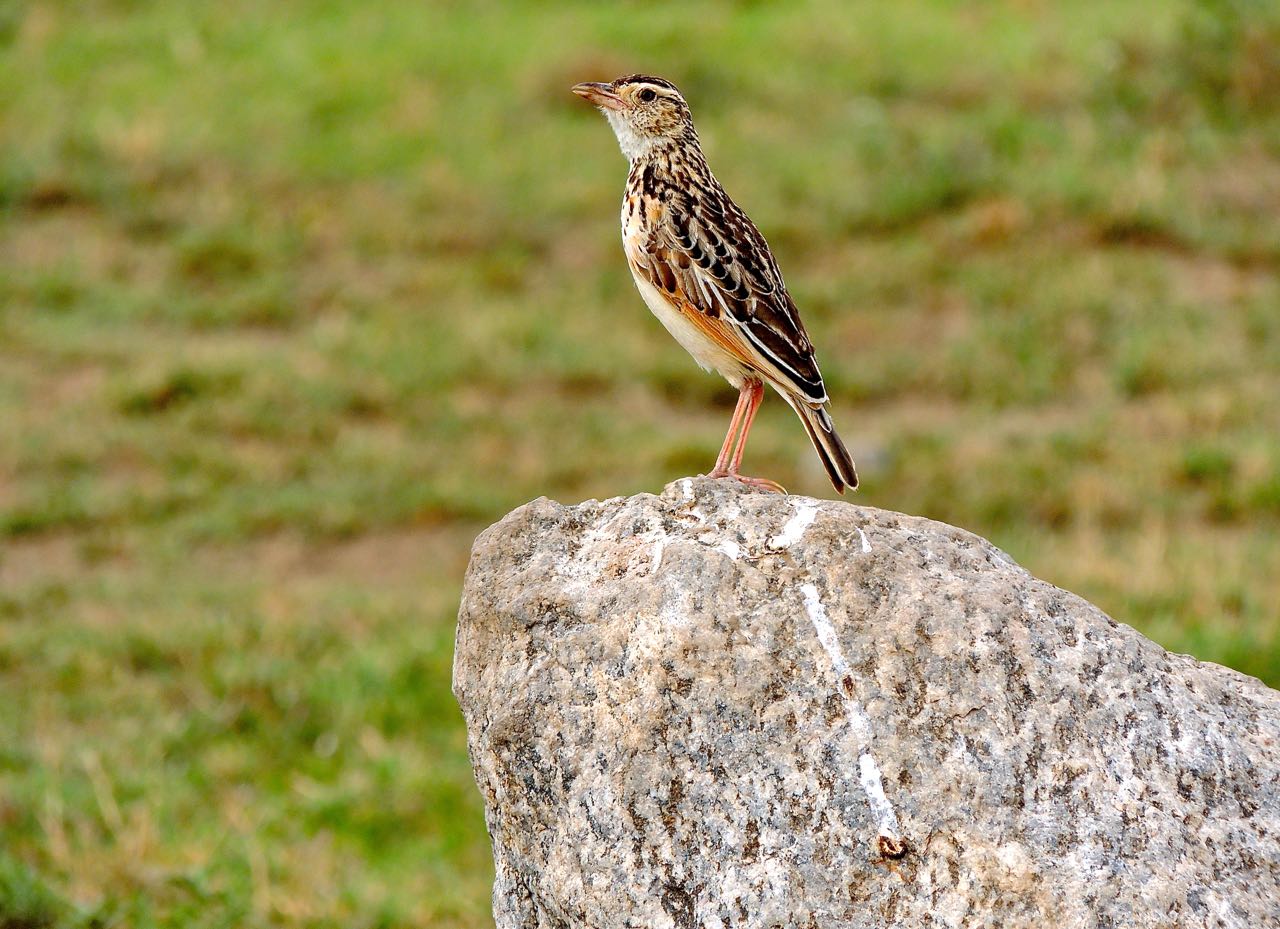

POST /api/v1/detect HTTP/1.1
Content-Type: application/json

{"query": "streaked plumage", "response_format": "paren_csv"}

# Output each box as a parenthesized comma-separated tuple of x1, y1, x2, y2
(573, 75, 858, 494)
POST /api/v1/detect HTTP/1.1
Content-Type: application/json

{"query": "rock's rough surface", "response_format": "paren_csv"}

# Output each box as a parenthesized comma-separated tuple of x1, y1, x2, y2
(453, 478, 1280, 929)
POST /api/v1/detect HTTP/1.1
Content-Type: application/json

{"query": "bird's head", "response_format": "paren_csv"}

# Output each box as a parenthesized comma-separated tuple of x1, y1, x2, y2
(572, 75, 697, 161)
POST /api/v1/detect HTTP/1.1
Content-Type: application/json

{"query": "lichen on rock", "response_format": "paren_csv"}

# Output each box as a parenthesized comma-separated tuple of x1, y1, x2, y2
(453, 478, 1280, 929)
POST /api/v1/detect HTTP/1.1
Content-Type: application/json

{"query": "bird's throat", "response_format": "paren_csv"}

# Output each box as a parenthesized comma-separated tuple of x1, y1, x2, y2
(604, 111, 660, 162)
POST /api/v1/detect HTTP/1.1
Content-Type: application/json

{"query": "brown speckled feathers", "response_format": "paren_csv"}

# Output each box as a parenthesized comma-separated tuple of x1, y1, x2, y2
(624, 152, 827, 404)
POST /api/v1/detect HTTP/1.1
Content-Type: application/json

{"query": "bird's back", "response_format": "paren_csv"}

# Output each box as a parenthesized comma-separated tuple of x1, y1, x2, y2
(621, 148, 830, 407)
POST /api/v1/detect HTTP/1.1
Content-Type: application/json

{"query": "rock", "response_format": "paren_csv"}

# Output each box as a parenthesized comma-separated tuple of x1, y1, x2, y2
(453, 478, 1280, 929)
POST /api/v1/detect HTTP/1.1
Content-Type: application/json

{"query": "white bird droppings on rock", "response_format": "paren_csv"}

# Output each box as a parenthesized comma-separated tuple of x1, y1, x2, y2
(800, 581, 901, 844)
(767, 496, 818, 549)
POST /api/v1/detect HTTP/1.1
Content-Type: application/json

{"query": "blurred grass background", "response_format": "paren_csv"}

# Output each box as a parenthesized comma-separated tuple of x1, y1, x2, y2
(2, 0, 1279, 925)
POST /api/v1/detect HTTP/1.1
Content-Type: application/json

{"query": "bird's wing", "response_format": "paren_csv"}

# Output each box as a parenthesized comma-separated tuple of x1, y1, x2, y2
(636, 184, 829, 405)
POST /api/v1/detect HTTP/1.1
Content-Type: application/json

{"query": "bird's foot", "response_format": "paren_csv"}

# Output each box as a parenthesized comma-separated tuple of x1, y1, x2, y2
(705, 470, 787, 495)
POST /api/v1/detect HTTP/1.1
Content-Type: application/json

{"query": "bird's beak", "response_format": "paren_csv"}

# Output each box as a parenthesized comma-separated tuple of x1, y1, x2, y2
(572, 82, 626, 111)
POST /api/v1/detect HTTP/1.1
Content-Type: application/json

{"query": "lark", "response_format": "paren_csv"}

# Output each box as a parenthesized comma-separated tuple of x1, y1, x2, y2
(573, 75, 858, 494)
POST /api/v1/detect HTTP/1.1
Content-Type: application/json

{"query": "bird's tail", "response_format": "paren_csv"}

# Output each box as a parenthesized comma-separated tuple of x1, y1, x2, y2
(785, 396, 859, 494)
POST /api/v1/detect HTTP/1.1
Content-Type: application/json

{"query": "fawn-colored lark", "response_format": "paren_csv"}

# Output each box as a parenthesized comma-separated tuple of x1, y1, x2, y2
(573, 75, 857, 494)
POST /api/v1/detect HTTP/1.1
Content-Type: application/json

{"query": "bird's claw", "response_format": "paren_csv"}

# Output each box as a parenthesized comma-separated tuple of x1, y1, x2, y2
(705, 470, 788, 495)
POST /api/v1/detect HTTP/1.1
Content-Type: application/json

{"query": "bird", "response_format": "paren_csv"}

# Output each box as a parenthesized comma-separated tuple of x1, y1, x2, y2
(572, 75, 858, 495)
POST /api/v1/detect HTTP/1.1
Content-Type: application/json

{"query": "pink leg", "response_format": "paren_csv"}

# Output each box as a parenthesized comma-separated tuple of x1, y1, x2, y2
(707, 379, 786, 494)
(727, 380, 764, 474)
(711, 383, 754, 476)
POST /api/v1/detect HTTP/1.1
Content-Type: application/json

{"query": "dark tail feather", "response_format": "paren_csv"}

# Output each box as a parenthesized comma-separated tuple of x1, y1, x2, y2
(788, 399, 859, 494)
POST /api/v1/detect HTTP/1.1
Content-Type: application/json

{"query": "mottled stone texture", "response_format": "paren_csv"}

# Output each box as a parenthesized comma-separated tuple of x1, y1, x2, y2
(453, 478, 1280, 929)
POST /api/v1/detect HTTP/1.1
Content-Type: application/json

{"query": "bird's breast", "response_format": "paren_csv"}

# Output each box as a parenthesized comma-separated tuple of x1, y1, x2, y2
(620, 191, 664, 251)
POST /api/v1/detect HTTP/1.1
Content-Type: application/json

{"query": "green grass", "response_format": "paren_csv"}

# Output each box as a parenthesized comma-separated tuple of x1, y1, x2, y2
(2, 0, 1279, 925)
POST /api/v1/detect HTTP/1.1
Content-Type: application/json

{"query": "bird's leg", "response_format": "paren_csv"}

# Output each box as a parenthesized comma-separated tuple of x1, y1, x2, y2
(710, 382, 754, 476)
(707, 379, 786, 494)
(727, 379, 765, 475)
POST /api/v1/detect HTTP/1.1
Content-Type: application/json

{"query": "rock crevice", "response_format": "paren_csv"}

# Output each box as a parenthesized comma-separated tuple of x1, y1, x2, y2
(454, 478, 1280, 929)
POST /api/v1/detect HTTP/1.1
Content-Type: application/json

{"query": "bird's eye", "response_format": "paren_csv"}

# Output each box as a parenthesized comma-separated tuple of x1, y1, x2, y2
(638, 88, 657, 103)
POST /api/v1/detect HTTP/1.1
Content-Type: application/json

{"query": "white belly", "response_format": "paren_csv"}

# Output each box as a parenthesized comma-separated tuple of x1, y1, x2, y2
(629, 268, 750, 388)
